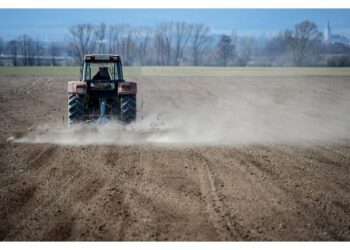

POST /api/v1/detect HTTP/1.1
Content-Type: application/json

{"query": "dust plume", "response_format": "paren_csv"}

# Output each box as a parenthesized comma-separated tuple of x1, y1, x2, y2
(9, 76, 350, 146)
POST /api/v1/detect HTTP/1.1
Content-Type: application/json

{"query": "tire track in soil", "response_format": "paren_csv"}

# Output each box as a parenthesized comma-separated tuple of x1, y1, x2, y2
(287, 145, 350, 192)
(126, 147, 193, 241)
(235, 145, 350, 240)
(0, 146, 68, 240)
(317, 144, 350, 164)
(99, 146, 144, 240)
(273, 145, 350, 239)
(2, 148, 83, 240)
(266, 144, 350, 195)
(199, 147, 301, 240)
(27, 145, 57, 170)
(189, 149, 242, 240)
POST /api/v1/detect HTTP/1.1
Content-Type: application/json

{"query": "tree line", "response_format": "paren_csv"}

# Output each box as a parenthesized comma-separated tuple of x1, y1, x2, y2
(0, 35, 62, 66)
(1, 20, 350, 67)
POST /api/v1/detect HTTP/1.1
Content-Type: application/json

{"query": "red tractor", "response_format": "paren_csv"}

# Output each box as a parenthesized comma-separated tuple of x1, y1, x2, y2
(67, 54, 137, 125)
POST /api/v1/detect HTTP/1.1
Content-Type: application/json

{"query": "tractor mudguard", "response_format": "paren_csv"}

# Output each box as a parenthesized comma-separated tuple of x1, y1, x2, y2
(68, 81, 87, 94)
(118, 81, 137, 95)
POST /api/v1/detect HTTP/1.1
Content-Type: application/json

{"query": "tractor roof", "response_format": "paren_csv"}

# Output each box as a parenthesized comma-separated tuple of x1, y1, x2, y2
(84, 54, 121, 62)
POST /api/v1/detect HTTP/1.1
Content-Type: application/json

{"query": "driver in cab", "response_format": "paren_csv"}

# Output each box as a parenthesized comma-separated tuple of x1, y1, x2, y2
(92, 67, 111, 81)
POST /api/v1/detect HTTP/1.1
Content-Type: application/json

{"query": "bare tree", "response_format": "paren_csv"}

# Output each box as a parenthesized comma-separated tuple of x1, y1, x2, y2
(0, 37, 3, 54)
(35, 40, 44, 65)
(284, 20, 322, 66)
(19, 35, 35, 66)
(154, 29, 165, 65)
(191, 24, 211, 66)
(154, 23, 173, 66)
(120, 27, 137, 66)
(108, 24, 127, 54)
(108, 25, 117, 54)
(135, 26, 153, 65)
(238, 36, 256, 65)
(8, 40, 19, 66)
(49, 42, 59, 66)
(217, 34, 235, 66)
(0, 36, 3, 65)
(107, 24, 136, 65)
(262, 32, 289, 66)
(108, 24, 122, 54)
(68, 24, 96, 65)
(173, 22, 192, 66)
(95, 23, 107, 54)
(19, 35, 28, 65)
(264, 32, 288, 56)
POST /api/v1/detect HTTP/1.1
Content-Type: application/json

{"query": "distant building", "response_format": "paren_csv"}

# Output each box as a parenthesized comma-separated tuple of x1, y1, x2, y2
(324, 21, 350, 45)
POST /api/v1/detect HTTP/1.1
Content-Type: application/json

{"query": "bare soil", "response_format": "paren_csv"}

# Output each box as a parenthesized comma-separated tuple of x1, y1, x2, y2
(0, 75, 349, 240)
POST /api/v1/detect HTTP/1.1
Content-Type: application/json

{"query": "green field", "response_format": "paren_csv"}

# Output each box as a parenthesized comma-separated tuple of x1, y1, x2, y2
(0, 66, 350, 77)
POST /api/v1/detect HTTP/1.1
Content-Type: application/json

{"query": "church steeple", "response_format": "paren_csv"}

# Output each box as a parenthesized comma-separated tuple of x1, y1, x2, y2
(324, 20, 331, 44)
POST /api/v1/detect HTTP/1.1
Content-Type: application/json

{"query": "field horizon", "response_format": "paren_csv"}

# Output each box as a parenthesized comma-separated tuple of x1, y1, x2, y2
(0, 66, 350, 77)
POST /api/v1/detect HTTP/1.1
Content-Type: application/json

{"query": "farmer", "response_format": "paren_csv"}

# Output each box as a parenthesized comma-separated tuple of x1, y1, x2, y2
(92, 67, 111, 80)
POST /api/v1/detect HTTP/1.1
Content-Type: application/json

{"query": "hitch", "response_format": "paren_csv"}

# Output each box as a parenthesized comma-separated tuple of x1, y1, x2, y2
(97, 99, 109, 125)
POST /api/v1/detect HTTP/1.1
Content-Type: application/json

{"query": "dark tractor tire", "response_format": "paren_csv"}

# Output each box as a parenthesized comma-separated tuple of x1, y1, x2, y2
(68, 94, 85, 125)
(111, 100, 121, 120)
(120, 95, 136, 123)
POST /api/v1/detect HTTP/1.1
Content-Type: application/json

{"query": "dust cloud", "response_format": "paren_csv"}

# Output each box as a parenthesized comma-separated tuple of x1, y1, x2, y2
(10, 100, 350, 146)
(8, 76, 350, 146)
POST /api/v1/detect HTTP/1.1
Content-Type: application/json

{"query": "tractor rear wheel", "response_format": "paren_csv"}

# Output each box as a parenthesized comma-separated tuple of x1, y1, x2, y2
(111, 99, 121, 120)
(68, 94, 85, 124)
(120, 95, 136, 123)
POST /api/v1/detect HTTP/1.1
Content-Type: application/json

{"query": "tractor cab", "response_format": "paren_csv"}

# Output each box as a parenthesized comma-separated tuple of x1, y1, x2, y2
(82, 54, 124, 90)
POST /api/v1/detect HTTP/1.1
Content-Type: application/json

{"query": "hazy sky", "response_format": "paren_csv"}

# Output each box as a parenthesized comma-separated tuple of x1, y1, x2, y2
(0, 9, 350, 41)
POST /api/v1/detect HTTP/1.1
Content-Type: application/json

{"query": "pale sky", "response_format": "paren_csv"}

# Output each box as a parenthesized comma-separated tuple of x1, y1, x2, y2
(0, 9, 349, 41)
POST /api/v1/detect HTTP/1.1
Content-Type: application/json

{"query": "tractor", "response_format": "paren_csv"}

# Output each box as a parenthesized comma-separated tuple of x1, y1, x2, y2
(67, 54, 137, 125)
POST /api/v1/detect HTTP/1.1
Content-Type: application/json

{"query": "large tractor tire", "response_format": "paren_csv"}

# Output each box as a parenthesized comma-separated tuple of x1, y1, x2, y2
(120, 95, 136, 123)
(68, 94, 85, 124)
(111, 100, 121, 120)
